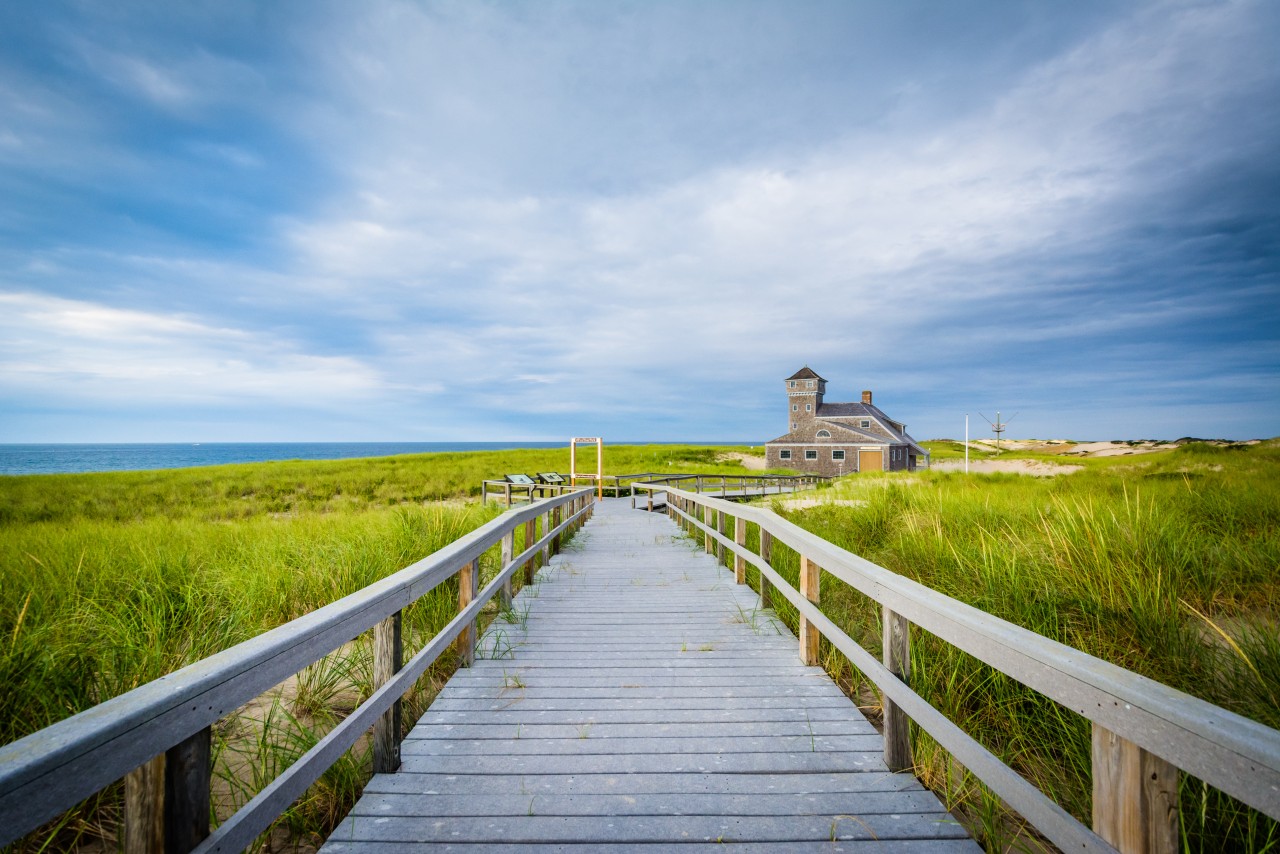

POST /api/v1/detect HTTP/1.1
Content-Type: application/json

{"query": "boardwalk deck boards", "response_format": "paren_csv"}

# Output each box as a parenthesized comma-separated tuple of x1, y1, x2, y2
(322, 499, 975, 852)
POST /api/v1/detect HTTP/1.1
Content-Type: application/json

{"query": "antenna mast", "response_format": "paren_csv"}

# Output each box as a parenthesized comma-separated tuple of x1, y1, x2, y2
(978, 411, 1018, 452)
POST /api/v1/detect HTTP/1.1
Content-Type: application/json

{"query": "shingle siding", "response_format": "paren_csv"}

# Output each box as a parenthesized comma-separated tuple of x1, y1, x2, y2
(765, 368, 929, 476)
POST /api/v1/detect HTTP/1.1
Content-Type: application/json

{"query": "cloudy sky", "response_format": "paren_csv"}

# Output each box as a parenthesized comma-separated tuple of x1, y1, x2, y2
(1, 1, 1277, 443)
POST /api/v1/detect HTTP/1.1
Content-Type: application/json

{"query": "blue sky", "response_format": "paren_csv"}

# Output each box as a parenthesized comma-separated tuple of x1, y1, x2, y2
(1, 1, 1276, 443)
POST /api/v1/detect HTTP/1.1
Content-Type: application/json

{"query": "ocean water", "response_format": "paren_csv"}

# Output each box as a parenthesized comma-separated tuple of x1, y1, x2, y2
(0, 442, 568, 476)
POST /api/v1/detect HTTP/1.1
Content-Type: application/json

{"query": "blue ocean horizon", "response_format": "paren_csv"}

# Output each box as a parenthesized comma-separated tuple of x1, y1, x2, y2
(0, 441, 755, 476)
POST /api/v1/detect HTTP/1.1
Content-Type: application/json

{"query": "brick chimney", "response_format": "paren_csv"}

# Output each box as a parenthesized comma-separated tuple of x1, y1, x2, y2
(862, 390, 873, 404)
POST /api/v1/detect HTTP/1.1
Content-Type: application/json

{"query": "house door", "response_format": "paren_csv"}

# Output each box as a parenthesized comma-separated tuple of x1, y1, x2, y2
(858, 449, 882, 472)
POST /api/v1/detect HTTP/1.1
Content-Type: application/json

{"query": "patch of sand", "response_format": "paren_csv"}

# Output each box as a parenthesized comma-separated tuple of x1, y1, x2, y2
(776, 497, 867, 510)
(931, 459, 1083, 476)
(718, 451, 767, 471)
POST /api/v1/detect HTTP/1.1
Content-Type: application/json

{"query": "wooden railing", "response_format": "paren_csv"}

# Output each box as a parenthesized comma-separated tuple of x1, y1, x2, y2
(0, 489, 595, 853)
(481, 472, 826, 506)
(641, 484, 1280, 854)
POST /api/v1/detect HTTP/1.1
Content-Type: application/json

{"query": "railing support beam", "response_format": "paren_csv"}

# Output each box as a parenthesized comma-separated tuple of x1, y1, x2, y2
(124, 755, 164, 854)
(524, 518, 537, 584)
(1092, 724, 1178, 854)
(373, 611, 403, 773)
(799, 555, 820, 666)
(456, 559, 479, 666)
(733, 516, 746, 584)
(759, 528, 773, 609)
(882, 608, 912, 772)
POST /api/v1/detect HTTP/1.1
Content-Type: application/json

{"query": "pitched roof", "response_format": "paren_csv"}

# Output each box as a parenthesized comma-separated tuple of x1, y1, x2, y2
(786, 366, 825, 381)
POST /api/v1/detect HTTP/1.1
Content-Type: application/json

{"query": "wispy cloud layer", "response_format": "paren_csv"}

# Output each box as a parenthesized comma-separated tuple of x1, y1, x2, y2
(0, 0, 1276, 441)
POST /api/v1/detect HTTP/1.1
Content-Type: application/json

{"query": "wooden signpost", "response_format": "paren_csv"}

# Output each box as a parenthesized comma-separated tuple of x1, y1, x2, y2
(570, 436, 604, 499)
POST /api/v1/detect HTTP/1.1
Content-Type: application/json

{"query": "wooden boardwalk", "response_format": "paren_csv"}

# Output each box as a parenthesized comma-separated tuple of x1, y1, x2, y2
(322, 499, 975, 852)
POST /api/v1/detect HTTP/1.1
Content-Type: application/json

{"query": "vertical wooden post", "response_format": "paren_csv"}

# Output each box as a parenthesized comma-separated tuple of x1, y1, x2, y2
(524, 518, 537, 584)
(1092, 725, 1179, 854)
(716, 509, 726, 565)
(124, 754, 164, 854)
(552, 505, 562, 553)
(703, 504, 713, 554)
(733, 516, 746, 584)
(759, 528, 773, 609)
(373, 610, 403, 773)
(882, 608, 912, 772)
(456, 559, 479, 666)
(165, 727, 211, 852)
(540, 512, 552, 566)
(500, 530, 515, 609)
(504, 482, 512, 507)
(798, 555, 820, 665)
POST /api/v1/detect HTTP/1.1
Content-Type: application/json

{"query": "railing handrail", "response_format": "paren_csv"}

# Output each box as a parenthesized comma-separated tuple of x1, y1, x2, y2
(0, 488, 595, 850)
(643, 484, 1280, 851)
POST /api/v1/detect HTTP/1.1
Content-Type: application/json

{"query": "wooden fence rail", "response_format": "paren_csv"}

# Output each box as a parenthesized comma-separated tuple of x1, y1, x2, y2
(481, 472, 826, 506)
(0, 489, 595, 853)
(642, 485, 1280, 854)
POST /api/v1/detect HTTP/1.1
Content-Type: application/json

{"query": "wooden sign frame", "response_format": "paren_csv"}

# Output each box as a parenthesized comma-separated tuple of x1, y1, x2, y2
(569, 437, 603, 499)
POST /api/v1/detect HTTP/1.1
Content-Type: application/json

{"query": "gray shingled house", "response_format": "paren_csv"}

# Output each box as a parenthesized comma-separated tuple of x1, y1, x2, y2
(764, 367, 929, 476)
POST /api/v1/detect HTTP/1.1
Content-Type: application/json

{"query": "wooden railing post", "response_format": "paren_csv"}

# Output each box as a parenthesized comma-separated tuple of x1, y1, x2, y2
(456, 559, 479, 666)
(124, 755, 164, 854)
(716, 509, 726, 565)
(882, 608, 912, 772)
(524, 517, 537, 584)
(552, 505, 562, 553)
(499, 530, 515, 610)
(733, 516, 746, 584)
(799, 555, 820, 665)
(759, 528, 773, 609)
(1092, 725, 1179, 854)
(166, 727, 211, 852)
(704, 504, 713, 554)
(540, 511, 551, 567)
(373, 610, 403, 773)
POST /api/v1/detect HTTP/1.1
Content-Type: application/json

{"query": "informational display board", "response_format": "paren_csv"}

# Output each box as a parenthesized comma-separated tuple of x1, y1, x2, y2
(569, 437, 603, 499)
(504, 474, 535, 485)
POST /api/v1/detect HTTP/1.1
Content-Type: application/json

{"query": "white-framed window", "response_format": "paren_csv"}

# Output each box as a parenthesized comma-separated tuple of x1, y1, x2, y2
(805, 403, 812, 411)
(804, 449, 817, 460)
(791, 422, 796, 430)
(860, 419, 870, 428)
(789, 381, 796, 388)
(807, 380, 815, 388)
(832, 450, 845, 460)
(792, 404, 798, 411)
(780, 449, 791, 460)
(816, 430, 831, 438)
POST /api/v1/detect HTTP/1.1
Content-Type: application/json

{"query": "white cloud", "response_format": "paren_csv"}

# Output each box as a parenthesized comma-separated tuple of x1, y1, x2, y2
(0, 292, 384, 405)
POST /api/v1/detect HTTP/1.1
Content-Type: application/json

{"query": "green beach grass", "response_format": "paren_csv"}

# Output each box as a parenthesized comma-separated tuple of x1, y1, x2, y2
(0, 444, 764, 851)
(4, 440, 1278, 850)
(736, 439, 1280, 851)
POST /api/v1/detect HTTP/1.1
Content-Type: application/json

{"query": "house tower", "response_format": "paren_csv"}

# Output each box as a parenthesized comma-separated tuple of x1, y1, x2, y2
(785, 366, 826, 430)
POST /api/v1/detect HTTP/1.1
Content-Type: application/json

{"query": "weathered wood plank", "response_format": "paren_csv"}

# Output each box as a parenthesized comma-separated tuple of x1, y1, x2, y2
(361, 770, 927, 796)
(328, 812, 970, 844)
(323, 842, 980, 854)
(350, 790, 951, 817)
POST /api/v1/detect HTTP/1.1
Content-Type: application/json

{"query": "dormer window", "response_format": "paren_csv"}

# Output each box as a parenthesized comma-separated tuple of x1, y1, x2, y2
(816, 430, 831, 438)
(860, 419, 870, 429)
